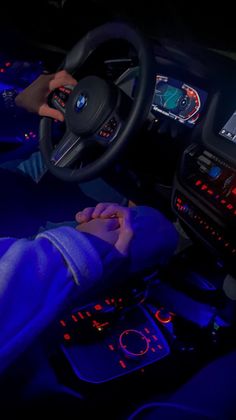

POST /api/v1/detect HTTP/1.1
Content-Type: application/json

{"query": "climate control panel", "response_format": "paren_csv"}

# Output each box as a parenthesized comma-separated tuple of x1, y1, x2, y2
(173, 192, 236, 259)
(179, 145, 236, 224)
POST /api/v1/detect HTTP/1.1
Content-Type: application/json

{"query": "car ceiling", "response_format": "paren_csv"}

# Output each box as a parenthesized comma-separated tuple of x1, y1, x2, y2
(0, 0, 235, 59)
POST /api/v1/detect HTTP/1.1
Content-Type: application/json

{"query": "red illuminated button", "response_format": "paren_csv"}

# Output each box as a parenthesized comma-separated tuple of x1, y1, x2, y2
(63, 333, 71, 342)
(207, 189, 214, 195)
(119, 360, 127, 369)
(77, 311, 84, 319)
(232, 187, 236, 195)
(71, 314, 78, 323)
(119, 329, 149, 359)
(155, 309, 172, 324)
(94, 304, 103, 311)
(108, 344, 115, 351)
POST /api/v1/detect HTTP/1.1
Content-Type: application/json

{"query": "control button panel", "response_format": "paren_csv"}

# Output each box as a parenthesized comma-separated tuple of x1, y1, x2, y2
(173, 192, 236, 259)
(97, 116, 119, 141)
(179, 145, 236, 223)
(48, 85, 74, 114)
(59, 302, 169, 384)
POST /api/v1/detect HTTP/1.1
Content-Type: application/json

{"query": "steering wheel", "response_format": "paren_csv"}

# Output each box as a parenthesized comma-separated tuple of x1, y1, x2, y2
(40, 22, 156, 182)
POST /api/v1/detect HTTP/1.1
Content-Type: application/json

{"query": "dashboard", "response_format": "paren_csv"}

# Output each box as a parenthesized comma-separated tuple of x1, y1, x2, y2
(116, 40, 236, 272)
(156, 46, 236, 271)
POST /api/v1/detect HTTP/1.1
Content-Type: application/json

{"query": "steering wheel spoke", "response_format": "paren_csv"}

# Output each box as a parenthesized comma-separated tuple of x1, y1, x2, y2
(50, 131, 87, 168)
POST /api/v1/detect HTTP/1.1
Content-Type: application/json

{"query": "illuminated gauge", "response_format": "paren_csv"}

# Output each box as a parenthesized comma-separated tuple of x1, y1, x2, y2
(178, 85, 201, 121)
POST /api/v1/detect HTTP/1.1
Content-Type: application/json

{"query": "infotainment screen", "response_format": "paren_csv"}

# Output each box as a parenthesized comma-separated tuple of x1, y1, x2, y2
(219, 111, 236, 144)
(151, 75, 208, 127)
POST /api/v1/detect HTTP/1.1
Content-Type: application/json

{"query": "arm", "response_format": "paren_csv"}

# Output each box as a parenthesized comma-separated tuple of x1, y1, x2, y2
(0, 227, 103, 373)
(0, 205, 134, 373)
(76, 202, 179, 272)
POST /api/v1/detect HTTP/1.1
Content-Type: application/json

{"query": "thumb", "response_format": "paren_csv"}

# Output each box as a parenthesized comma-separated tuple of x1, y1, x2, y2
(115, 211, 133, 256)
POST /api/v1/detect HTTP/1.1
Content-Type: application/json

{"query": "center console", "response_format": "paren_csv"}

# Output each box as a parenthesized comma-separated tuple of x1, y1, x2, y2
(55, 272, 233, 392)
(58, 291, 170, 384)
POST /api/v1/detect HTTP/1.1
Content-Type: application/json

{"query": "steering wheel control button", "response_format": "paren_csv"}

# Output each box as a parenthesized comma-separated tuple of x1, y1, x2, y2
(48, 85, 74, 113)
(119, 329, 149, 359)
(98, 116, 118, 140)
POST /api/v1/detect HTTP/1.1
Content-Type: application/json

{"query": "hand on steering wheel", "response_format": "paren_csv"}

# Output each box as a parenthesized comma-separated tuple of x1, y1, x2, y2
(15, 70, 77, 121)
(40, 22, 156, 182)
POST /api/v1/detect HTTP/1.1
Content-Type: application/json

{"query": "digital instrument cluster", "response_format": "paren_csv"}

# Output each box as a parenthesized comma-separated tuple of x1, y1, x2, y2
(151, 75, 208, 127)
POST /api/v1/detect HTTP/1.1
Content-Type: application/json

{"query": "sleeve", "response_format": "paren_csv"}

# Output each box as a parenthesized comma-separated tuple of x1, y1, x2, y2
(0, 227, 103, 373)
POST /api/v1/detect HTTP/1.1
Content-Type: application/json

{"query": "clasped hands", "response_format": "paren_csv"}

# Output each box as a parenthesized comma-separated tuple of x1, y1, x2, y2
(75, 203, 134, 257)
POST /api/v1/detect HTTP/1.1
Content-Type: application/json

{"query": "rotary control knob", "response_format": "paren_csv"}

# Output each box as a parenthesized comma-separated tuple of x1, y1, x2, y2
(119, 329, 149, 359)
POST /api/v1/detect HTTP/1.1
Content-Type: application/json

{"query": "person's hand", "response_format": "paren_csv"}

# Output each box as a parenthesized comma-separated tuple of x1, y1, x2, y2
(76, 203, 134, 256)
(15, 70, 77, 122)
(77, 218, 120, 246)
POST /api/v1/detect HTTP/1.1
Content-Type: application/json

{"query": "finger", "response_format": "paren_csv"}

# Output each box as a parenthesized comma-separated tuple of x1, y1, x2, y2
(114, 208, 134, 256)
(39, 104, 64, 121)
(99, 204, 125, 219)
(115, 227, 133, 256)
(75, 207, 95, 223)
(92, 202, 114, 218)
(103, 217, 120, 230)
(54, 70, 76, 82)
(49, 74, 77, 91)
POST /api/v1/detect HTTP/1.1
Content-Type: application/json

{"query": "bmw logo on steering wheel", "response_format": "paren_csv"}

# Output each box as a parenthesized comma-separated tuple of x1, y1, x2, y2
(75, 94, 87, 111)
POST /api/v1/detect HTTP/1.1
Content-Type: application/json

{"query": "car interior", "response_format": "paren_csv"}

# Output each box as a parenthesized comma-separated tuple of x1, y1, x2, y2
(0, 1, 236, 418)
